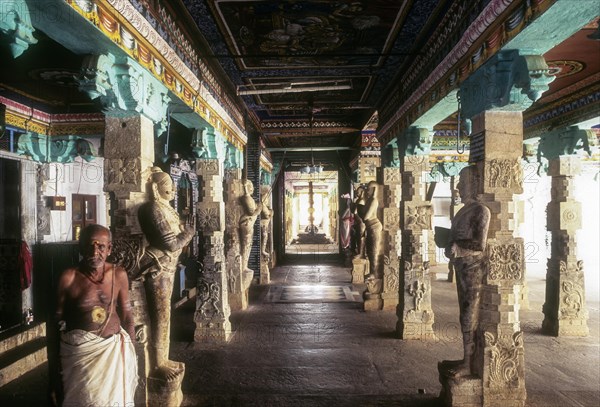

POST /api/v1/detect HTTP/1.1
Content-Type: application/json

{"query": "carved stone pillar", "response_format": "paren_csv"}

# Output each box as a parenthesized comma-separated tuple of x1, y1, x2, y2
(103, 113, 156, 406)
(438, 49, 554, 407)
(542, 141, 589, 336)
(195, 158, 232, 343)
(223, 167, 246, 311)
(474, 111, 527, 406)
(396, 127, 435, 340)
(381, 165, 401, 310)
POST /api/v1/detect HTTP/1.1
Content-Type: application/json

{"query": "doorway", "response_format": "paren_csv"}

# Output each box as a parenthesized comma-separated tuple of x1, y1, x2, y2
(283, 170, 339, 256)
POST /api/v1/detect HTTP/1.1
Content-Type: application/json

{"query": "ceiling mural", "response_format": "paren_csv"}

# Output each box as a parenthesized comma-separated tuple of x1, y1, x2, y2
(182, 0, 448, 147)
(211, 0, 402, 69)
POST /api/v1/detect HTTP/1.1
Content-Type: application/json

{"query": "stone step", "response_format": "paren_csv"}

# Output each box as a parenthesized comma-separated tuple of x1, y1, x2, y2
(0, 323, 47, 387)
(0, 337, 47, 387)
(0, 323, 45, 354)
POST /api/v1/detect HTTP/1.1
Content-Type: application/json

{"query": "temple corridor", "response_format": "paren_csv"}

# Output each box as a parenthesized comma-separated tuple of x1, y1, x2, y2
(1, 259, 598, 407)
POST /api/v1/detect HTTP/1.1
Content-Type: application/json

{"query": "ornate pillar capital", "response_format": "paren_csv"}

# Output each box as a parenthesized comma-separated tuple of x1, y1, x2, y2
(397, 126, 433, 156)
(78, 53, 171, 137)
(537, 126, 595, 173)
(0, 0, 38, 58)
(460, 50, 555, 122)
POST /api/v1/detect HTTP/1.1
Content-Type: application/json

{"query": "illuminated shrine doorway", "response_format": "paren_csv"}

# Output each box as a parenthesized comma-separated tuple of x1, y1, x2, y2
(284, 170, 339, 256)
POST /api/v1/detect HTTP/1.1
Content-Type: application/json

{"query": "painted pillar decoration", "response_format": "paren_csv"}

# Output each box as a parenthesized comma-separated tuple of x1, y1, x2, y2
(194, 128, 232, 343)
(380, 140, 402, 310)
(0, 0, 38, 58)
(438, 50, 555, 407)
(539, 126, 593, 337)
(396, 126, 435, 340)
(223, 140, 247, 311)
(259, 169, 274, 285)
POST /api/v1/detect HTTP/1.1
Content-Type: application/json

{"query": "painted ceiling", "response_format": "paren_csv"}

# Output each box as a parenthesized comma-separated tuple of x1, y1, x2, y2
(181, 0, 454, 148)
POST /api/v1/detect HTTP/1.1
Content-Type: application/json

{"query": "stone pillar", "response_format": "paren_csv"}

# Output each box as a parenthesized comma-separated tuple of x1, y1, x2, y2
(223, 167, 246, 311)
(542, 150, 589, 336)
(381, 165, 401, 310)
(103, 113, 155, 406)
(438, 49, 554, 406)
(396, 127, 435, 340)
(473, 110, 527, 406)
(194, 158, 232, 343)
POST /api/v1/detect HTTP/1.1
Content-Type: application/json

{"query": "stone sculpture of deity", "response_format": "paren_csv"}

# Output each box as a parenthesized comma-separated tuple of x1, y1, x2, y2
(260, 198, 274, 260)
(239, 179, 262, 273)
(363, 181, 383, 279)
(137, 167, 195, 381)
(441, 165, 490, 377)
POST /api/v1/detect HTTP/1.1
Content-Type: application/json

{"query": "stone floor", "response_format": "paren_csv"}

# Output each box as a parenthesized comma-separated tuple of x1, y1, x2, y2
(1, 259, 598, 406)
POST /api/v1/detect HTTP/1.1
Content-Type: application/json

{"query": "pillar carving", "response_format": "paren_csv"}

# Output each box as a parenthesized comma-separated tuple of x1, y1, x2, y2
(541, 129, 590, 336)
(439, 50, 554, 406)
(381, 165, 401, 310)
(194, 157, 231, 343)
(103, 113, 155, 406)
(396, 129, 435, 339)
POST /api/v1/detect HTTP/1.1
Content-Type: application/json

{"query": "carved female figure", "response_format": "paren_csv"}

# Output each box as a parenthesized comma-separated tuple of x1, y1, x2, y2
(137, 167, 195, 380)
(363, 181, 383, 279)
(239, 179, 262, 273)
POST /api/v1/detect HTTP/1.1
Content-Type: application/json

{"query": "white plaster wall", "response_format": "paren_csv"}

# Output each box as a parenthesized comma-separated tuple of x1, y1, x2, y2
(575, 163, 600, 301)
(521, 161, 600, 301)
(41, 157, 106, 242)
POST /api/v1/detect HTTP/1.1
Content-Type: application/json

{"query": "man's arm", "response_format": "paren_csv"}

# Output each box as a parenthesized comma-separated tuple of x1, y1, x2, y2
(115, 265, 135, 340)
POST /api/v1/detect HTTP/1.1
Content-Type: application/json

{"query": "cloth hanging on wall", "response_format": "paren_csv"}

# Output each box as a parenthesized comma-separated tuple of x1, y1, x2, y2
(18, 241, 33, 290)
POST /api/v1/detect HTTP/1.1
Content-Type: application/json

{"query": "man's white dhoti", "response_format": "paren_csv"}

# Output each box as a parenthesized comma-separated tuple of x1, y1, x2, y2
(60, 328, 137, 407)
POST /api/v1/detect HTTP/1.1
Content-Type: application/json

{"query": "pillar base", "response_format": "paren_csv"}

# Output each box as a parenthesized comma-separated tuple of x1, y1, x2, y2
(396, 320, 437, 340)
(542, 317, 589, 337)
(381, 293, 399, 310)
(147, 363, 185, 407)
(260, 262, 270, 285)
(194, 317, 231, 343)
(351, 258, 369, 284)
(363, 296, 383, 311)
(438, 364, 482, 407)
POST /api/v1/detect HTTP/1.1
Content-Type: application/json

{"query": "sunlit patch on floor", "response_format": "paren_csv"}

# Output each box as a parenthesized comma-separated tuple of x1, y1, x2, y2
(264, 285, 360, 303)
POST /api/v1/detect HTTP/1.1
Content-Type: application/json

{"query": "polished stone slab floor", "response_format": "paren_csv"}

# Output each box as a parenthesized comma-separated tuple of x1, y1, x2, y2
(1, 259, 598, 406)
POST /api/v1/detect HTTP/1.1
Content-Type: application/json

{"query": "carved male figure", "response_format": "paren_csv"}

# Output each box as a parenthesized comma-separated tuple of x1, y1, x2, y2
(442, 165, 490, 377)
(138, 167, 195, 380)
(53, 224, 137, 406)
(239, 179, 262, 273)
(363, 181, 383, 278)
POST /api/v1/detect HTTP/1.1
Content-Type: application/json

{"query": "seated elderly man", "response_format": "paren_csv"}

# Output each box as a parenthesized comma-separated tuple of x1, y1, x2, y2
(53, 224, 137, 406)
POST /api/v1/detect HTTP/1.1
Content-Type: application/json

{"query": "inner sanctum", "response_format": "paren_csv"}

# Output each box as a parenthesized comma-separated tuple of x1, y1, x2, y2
(0, 1, 598, 406)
